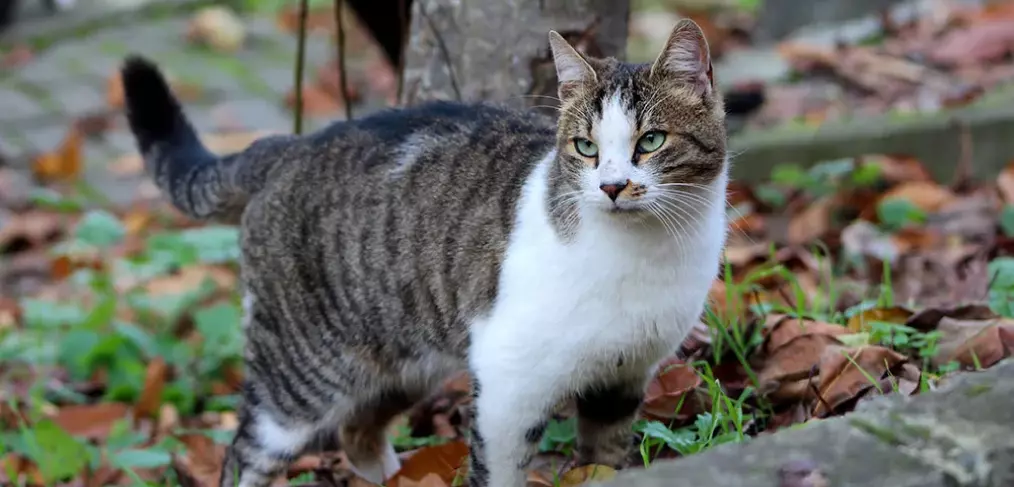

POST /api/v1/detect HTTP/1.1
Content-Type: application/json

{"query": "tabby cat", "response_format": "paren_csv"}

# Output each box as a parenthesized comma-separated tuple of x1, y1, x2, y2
(120, 19, 728, 487)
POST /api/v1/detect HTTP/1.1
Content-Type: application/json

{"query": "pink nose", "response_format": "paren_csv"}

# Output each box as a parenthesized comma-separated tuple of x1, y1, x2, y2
(599, 181, 628, 201)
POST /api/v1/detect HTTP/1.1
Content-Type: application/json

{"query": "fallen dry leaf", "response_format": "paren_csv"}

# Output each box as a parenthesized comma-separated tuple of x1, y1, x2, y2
(1, 44, 33, 69)
(31, 125, 83, 182)
(134, 357, 168, 420)
(387, 441, 468, 487)
(929, 20, 1014, 66)
(845, 307, 913, 333)
(51, 403, 131, 440)
(813, 346, 909, 417)
(642, 357, 701, 420)
(876, 181, 957, 216)
(397, 472, 450, 487)
(787, 196, 833, 245)
(998, 160, 1014, 204)
(906, 305, 1014, 368)
(286, 83, 345, 117)
(0, 209, 65, 253)
(763, 315, 851, 354)
(174, 433, 226, 487)
(557, 465, 617, 486)
(758, 334, 844, 400)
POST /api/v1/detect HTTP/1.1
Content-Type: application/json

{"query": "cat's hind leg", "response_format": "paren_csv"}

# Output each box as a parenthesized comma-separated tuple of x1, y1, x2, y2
(220, 396, 321, 487)
(337, 389, 416, 483)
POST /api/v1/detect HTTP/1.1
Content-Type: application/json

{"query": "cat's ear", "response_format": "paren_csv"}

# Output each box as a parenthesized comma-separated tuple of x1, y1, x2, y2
(548, 30, 596, 101)
(650, 19, 714, 96)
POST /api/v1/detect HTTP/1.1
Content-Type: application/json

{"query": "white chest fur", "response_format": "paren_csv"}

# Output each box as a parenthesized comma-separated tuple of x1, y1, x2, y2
(469, 151, 727, 394)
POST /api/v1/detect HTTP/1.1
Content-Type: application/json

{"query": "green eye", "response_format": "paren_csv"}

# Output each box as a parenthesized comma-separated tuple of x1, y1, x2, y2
(636, 131, 666, 153)
(574, 138, 599, 157)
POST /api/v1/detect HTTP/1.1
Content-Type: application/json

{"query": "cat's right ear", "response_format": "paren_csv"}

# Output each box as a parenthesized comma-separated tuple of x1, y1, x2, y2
(548, 31, 596, 101)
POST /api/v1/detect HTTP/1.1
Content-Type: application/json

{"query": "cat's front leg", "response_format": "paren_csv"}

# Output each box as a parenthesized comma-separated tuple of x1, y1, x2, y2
(574, 377, 647, 468)
(467, 347, 560, 486)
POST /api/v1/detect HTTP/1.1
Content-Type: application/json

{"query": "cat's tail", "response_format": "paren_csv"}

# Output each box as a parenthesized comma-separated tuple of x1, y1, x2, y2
(121, 55, 295, 224)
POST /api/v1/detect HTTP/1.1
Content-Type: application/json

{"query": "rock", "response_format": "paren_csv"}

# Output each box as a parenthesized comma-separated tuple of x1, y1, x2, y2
(596, 360, 1014, 487)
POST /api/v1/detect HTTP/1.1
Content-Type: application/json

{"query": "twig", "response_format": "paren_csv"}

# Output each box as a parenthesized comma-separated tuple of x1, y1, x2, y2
(293, 0, 310, 135)
(334, 0, 352, 120)
(418, 0, 461, 101)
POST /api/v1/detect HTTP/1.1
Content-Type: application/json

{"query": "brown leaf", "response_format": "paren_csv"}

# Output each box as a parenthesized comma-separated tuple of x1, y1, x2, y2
(135, 357, 168, 420)
(387, 441, 468, 487)
(31, 125, 83, 182)
(1, 45, 33, 69)
(174, 433, 226, 487)
(763, 315, 850, 355)
(864, 155, 932, 184)
(876, 181, 957, 215)
(757, 334, 843, 394)
(948, 325, 1014, 369)
(764, 403, 811, 433)
(51, 403, 131, 440)
(0, 209, 64, 254)
(929, 20, 1014, 67)
(787, 196, 833, 245)
(557, 465, 617, 486)
(998, 160, 1014, 204)
(316, 60, 361, 103)
(1, 454, 44, 485)
(0, 297, 20, 331)
(74, 111, 118, 137)
(813, 346, 908, 417)
(905, 304, 999, 331)
(397, 473, 450, 487)
(845, 307, 913, 333)
(642, 358, 701, 420)
(285, 84, 344, 117)
(912, 307, 1014, 368)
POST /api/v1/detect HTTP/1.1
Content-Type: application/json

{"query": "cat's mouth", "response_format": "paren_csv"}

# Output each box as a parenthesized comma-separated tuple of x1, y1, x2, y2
(607, 205, 640, 213)
(604, 202, 646, 215)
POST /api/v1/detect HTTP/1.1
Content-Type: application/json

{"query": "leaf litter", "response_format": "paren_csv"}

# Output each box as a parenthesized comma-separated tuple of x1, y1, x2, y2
(3, 1, 1014, 486)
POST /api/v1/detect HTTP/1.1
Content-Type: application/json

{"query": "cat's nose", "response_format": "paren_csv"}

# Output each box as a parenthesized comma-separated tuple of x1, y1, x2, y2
(599, 181, 629, 201)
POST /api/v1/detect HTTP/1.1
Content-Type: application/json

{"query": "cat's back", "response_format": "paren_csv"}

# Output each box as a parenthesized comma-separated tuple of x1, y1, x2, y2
(239, 101, 558, 351)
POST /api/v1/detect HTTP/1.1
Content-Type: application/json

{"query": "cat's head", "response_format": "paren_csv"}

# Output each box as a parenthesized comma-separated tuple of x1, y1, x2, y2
(547, 20, 726, 220)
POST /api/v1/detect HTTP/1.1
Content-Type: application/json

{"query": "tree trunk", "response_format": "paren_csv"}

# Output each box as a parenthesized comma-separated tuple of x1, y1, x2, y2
(399, 0, 630, 108)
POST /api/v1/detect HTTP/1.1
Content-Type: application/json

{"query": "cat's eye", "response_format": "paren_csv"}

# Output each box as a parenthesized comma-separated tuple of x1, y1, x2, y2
(636, 131, 667, 154)
(574, 138, 599, 157)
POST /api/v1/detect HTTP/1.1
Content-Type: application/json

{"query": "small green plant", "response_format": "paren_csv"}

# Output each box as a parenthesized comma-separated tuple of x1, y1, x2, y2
(877, 198, 926, 231)
(538, 418, 577, 455)
(1001, 205, 1014, 238)
(988, 257, 1014, 317)
(389, 423, 449, 450)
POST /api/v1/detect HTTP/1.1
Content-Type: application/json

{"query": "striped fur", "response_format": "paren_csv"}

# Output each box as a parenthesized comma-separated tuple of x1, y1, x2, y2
(121, 19, 727, 487)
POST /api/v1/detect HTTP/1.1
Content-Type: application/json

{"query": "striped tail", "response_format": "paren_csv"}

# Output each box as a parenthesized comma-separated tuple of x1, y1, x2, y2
(120, 55, 294, 223)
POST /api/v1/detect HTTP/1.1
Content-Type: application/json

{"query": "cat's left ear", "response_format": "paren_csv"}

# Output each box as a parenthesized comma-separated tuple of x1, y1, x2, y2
(548, 31, 597, 101)
(650, 19, 714, 96)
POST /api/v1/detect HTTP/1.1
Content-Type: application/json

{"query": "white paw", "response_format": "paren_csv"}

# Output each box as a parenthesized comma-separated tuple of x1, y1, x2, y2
(348, 443, 401, 484)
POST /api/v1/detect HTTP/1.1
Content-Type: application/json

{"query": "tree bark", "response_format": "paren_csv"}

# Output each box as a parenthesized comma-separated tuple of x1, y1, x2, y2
(399, 0, 630, 108)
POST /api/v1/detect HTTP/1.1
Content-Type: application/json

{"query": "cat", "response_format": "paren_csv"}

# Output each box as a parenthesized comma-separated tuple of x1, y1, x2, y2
(120, 19, 728, 487)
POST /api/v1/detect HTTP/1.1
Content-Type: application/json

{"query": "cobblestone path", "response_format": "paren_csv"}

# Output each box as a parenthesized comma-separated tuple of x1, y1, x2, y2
(1, 4, 377, 205)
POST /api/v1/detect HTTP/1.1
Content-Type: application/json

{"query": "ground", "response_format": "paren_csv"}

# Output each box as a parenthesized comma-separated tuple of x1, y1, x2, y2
(1, 1, 1014, 487)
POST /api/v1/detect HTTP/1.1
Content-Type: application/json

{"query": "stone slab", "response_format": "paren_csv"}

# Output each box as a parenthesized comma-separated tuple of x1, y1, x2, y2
(596, 360, 1014, 487)
(728, 89, 1014, 183)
